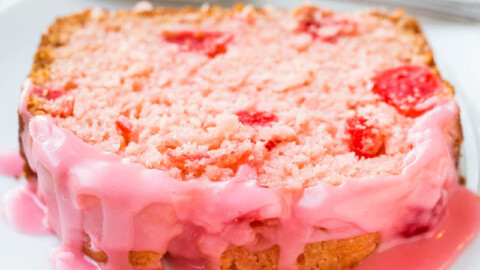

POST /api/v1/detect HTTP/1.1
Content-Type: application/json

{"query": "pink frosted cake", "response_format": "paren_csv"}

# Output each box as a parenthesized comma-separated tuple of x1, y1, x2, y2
(17, 3, 468, 270)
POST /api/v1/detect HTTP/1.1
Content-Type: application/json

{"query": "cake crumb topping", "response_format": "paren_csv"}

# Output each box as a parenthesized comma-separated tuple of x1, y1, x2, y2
(29, 6, 450, 187)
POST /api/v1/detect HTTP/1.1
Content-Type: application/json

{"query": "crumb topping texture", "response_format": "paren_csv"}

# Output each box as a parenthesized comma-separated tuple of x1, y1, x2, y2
(30, 6, 450, 187)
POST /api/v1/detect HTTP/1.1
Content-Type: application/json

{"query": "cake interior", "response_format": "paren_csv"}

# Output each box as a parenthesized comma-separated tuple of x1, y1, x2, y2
(28, 6, 451, 187)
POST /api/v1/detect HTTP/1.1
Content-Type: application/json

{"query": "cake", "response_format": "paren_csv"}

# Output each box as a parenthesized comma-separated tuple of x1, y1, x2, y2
(18, 3, 463, 270)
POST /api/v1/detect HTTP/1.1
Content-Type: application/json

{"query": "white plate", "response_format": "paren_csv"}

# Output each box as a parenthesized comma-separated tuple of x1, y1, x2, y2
(0, 0, 479, 269)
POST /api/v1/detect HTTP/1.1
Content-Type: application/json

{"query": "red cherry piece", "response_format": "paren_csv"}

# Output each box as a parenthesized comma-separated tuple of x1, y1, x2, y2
(346, 116, 383, 158)
(236, 111, 278, 126)
(372, 65, 442, 116)
(296, 8, 356, 42)
(322, 18, 357, 43)
(32, 85, 65, 100)
(163, 31, 231, 57)
(400, 223, 430, 238)
(400, 199, 445, 238)
(115, 115, 133, 134)
(298, 19, 322, 37)
(264, 140, 278, 151)
(249, 220, 264, 228)
(264, 139, 283, 151)
(182, 153, 210, 161)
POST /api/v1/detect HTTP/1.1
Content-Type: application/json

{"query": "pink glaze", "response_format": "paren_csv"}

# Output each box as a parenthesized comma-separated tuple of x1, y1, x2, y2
(52, 247, 100, 270)
(1, 183, 51, 235)
(0, 149, 24, 177)
(163, 255, 207, 270)
(16, 80, 478, 269)
(354, 187, 480, 270)
(163, 187, 480, 270)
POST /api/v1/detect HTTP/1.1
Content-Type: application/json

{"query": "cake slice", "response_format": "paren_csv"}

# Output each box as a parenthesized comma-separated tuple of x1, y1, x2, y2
(19, 4, 462, 270)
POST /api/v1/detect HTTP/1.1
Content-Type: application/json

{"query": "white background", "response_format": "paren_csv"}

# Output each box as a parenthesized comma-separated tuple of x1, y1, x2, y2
(0, 1, 479, 269)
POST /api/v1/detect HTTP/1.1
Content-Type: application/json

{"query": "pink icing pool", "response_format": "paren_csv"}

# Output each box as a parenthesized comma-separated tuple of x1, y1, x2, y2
(0, 149, 24, 178)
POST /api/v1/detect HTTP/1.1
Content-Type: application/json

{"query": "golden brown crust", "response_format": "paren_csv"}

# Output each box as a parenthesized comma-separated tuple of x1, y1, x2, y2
(371, 9, 434, 67)
(82, 236, 162, 267)
(129, 251, 163, 268)
(220, 233, 380, 270)
(29, 10, 91, 86)
(23, 5, 462, 270)
(221, 245, 280, 270)
(298, 233, 380, 270)
(82, 234, 108, 263)
(81, 232, 379, 269)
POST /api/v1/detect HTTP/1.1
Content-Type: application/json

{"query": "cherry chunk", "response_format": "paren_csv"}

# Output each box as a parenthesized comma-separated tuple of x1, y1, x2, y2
(372, 65, 442, 116)
(400, 199, 445, 238)
(32, 85, 65, 100)
(236, 111, 277, 126)
(346, 116, 383, 159)
(163, 30, 231, 57)
(115, 115, 133, 134)
(296, 6, 357, 42)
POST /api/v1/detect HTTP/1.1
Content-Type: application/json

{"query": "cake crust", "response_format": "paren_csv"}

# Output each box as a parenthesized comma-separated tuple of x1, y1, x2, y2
(19, 4, 462, 270)
(220, 233, 380, 270)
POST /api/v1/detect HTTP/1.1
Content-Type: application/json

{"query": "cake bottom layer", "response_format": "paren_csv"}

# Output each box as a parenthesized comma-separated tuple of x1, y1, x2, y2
(221, 234, 379, 270)
(82, 231, 379, 270)
(5, 182, 480, 270)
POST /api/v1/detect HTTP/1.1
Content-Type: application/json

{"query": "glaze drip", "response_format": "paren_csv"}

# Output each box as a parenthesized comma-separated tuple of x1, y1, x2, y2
(13, 80, 475, 269)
